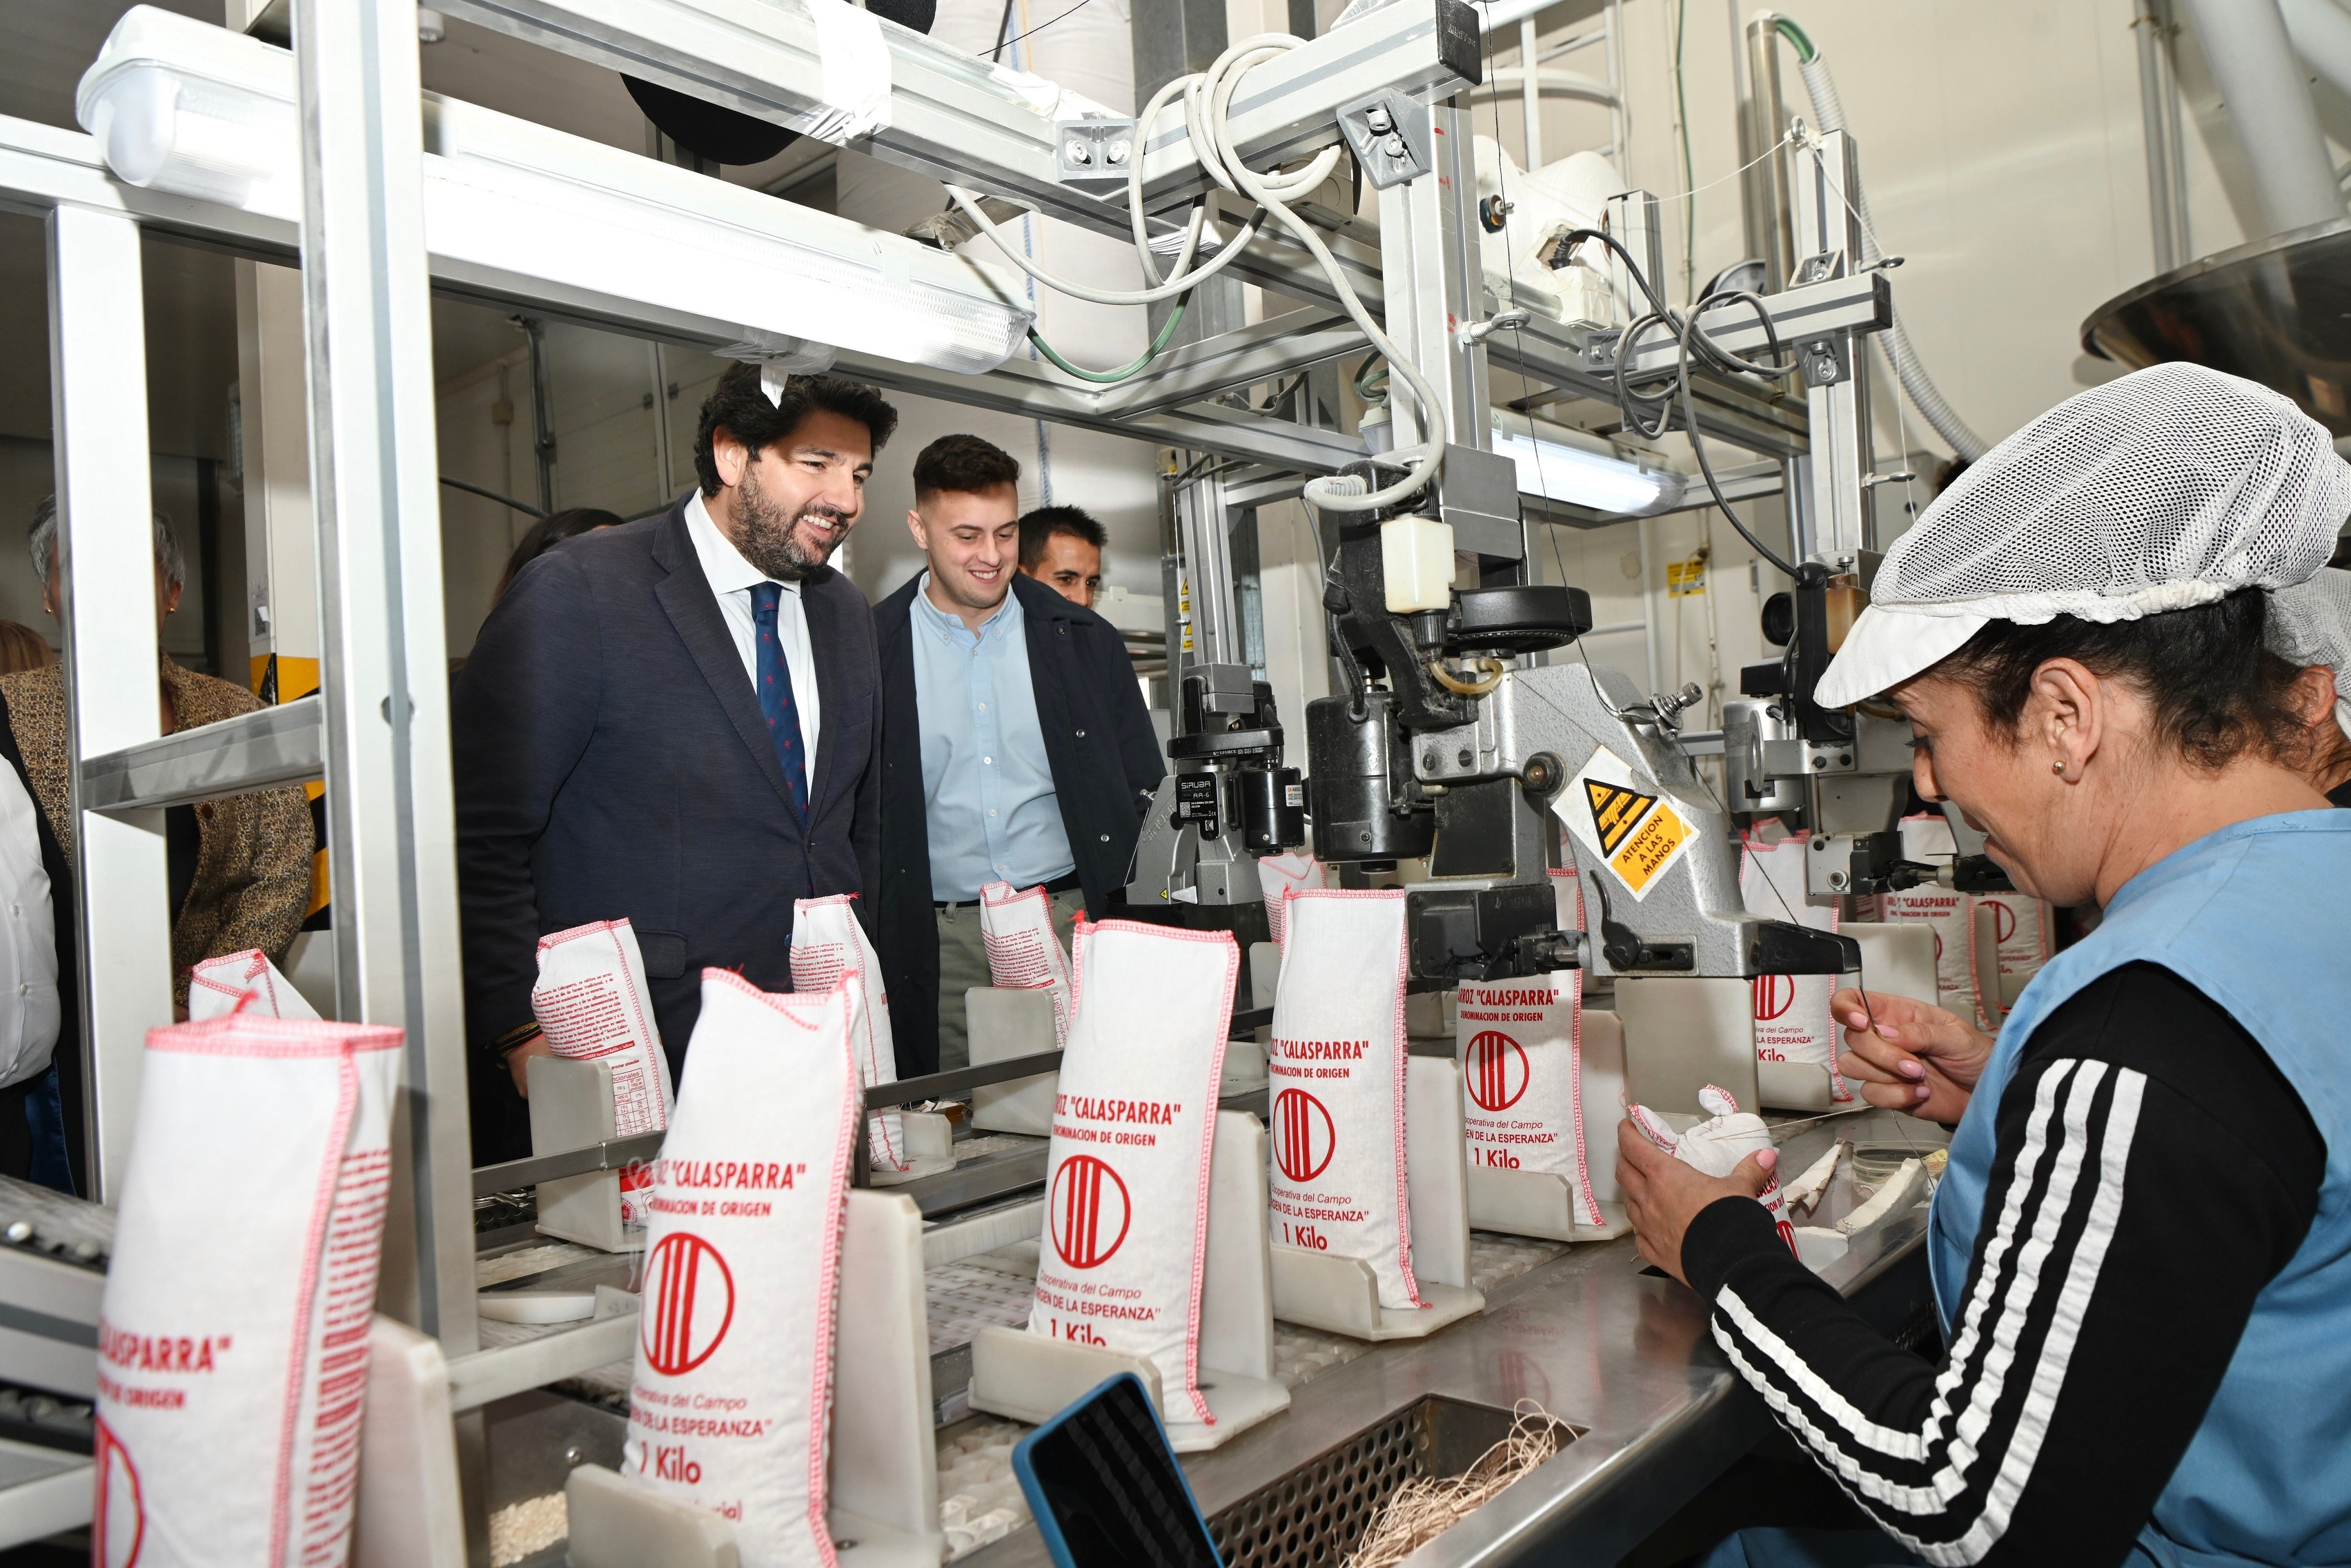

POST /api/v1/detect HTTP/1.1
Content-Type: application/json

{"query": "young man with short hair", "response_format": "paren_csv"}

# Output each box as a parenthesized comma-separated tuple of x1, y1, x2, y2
(454, 364, 897, 1158)
(1017, 505, 1107, 608)
(875, 438, 1163, 1073)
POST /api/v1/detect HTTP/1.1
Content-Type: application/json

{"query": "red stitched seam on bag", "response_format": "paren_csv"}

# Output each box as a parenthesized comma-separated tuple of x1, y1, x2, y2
(1181, 935, 1238, 1425)
(267, 1045, 361, 1568)
(148, 1019, 402, 1058)
(804, 980, 859, 1568)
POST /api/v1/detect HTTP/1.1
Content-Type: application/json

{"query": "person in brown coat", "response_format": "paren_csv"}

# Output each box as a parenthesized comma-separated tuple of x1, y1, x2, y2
(11, 497, 313, 1015)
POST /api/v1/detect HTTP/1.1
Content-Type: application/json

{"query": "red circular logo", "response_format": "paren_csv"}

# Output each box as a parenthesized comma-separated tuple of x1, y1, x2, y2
(1273, 1088, 1336, 1183)
(1464, 1031, 1530, 1111)
(1752, 974, 1796, 1021)
(641, 1232, 736, 1376)
(1990, 900, 2017, 944)
(95, 1418, 143, 1568)
(1050, 1155, 1131, 1269)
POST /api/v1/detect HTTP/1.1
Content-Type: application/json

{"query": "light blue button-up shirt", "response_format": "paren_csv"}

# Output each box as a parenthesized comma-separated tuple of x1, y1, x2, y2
(911, 576, 1075, 902)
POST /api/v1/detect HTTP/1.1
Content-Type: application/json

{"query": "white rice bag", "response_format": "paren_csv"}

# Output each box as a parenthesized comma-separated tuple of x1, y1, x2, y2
(1026, 921, 1234, 1425)
(622, 969, 860, 1568)
(1268, 889, 1422, 1310)
(979, 881, 1074, 1048)
(1626, 1084, 1796, 1255)
(186, 949, 319, 1022)
(533, 920, 675, 1227)
(1967, 891, 2053, 1028)
(790, 894, 905, 1175)
(1738, 830, 1851, 1100)
(95, 1014, 404, 1568)
(1256, 853, 1323, 943)
(1876, 886, 1976, 1020)
(1455, 970, 1615, 1225)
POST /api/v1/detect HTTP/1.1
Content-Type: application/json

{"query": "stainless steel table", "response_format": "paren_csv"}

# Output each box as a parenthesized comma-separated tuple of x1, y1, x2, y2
(969, 1110, 1941, 1568)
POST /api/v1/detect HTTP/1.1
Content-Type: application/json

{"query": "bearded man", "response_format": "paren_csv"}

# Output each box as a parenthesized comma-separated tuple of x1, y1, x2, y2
(453, 365, 897, 1157)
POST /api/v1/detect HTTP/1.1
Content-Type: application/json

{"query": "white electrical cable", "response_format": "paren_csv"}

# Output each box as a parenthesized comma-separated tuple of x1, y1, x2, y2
(1793, 52, 1987, 462)
(944, 32, 1450, 513)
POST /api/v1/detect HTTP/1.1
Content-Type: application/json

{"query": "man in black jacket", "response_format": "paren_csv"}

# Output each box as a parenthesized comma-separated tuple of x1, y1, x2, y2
(875, 436, 1162, 1074)
(454, 365, 896, 1157)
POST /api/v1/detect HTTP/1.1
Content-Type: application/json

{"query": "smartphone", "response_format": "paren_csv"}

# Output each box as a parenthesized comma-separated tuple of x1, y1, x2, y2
(1010, 1374, 1223, 1568)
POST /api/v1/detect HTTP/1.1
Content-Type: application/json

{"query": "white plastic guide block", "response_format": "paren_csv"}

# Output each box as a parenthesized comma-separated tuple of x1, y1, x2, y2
(1615, 976, 1759, 1117)
(968, 987, 1059, 1135)
(874, 1110, 959, 1185)
(527, 1054, 631, 1252)
(353, 1317, 466, 1568)
(567, 1188, 943, 1568)
(1268, 1056, 1486, 1341)
(966, 1111, 1291, 1452)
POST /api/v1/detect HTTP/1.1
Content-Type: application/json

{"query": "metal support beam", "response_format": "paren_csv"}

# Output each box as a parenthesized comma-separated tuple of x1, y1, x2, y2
(81, 697, 324, 813)
(1377, 103, 1489, 456)
(291, 0, 477, 1352)
(47, 205, 172, 1203)
(1788, 130, 1874, 563)
(1176, 472, 1241, 666)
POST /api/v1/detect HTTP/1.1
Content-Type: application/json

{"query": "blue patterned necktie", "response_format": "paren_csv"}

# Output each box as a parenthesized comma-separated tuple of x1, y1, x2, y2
(750, 583, 809, 820)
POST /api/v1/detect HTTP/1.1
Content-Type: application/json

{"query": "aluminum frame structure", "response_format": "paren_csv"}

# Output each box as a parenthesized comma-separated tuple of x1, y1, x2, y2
(0, 0, 1874, 1546)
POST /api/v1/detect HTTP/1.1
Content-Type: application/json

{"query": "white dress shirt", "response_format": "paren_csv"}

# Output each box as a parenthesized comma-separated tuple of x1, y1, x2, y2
(0, 758, 57, 1090)
(685, 490, 822, 775)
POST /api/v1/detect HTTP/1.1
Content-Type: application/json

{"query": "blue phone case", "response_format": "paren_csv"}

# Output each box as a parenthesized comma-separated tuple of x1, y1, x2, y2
(1010, 1373, 1222, 1568)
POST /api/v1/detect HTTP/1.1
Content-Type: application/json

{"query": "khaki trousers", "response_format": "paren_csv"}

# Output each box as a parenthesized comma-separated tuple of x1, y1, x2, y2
(933, 888, 1085, 1072)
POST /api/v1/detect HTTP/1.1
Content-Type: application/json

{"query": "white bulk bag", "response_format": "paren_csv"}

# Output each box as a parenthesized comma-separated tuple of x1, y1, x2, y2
(1455, 969, 1613, 1225)
(95, 1015, 404, 1568)
(187, 948, 319, 1022)
(790, 894, 906, 1175)
(1026, 921, 1235, 1424)
(1876, 887, 1976, 1020)
(534, 920, 675, 1226)
(979, 881, 1074, 1047)
(1738, 832, 1850, 1100)
(1268, 889, 1422, 1311)
(1256, 853, 1323, 943)
(621, 970, 860, 1568)
(1626, 1084, 1796, 1254)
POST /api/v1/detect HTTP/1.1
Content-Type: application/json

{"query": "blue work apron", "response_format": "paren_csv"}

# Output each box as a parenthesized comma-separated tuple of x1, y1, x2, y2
(1929, 811, 2351, 1568)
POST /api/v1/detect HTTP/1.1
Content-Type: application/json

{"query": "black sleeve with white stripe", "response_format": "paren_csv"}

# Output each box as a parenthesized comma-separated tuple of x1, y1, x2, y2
(1681, 962, 2323, 1567)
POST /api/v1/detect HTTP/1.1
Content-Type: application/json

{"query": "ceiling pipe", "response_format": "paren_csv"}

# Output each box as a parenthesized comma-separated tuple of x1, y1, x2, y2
(2175, 0, 2345, 234)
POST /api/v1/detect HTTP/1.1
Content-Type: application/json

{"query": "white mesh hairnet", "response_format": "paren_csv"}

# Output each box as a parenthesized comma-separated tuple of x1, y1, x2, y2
(2268, 565, 2351, 742)
(1817, 364, 2351, 707)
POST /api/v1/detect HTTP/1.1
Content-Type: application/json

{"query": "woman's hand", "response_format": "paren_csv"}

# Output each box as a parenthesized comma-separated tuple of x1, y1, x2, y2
(1831, 987, 1988, 1124)
(1616, 1119, 1779, 1288)
(507, 1035, 553, 1097)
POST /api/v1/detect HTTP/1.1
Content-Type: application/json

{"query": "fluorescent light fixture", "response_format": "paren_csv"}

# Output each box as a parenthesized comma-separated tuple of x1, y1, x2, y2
(1492, 412, 1687, 518)
(77, 7, 1035, 376)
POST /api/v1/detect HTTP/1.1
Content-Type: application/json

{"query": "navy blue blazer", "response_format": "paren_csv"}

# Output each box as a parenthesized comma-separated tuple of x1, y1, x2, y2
(453, 499, 882, 1091)
(872, 571, 1163, 1075)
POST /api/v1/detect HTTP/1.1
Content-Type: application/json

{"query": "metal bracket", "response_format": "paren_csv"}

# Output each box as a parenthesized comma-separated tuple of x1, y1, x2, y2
(1055, 116, 1137, 195)
(1799, 335, 1853, 386)
(1337, 90, 1434, 190)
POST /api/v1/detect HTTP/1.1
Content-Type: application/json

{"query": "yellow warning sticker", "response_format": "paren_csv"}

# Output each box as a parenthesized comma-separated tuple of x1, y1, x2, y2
(1552, 746, 1696, 901)
(1584, 779, 1658, 856)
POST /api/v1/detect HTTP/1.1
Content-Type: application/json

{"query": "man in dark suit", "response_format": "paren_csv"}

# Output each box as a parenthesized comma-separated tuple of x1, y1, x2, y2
(874, 435, 1163, 1075)
(454, 364, 896, 1151)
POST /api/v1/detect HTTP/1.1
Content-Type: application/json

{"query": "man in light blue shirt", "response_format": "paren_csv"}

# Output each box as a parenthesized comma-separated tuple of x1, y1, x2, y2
(874, 436, 1165, 1071)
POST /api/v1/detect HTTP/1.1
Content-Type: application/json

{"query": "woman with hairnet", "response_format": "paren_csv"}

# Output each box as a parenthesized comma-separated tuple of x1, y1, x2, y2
(1615, 364, 2351, 1568)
